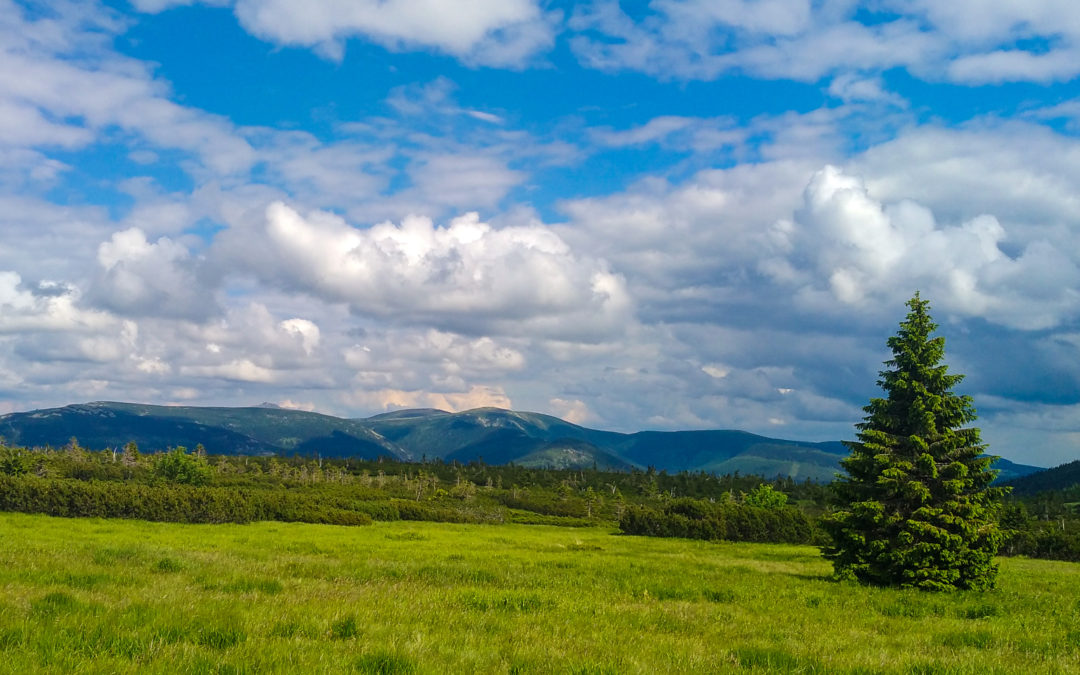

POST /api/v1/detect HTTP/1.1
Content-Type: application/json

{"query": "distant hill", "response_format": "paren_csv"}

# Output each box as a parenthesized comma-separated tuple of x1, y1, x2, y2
(0, 402, 409, 461)
(0, 401, 1048, 481)
(364, 407, 621, 464)
(1005, 460, 1080, 495)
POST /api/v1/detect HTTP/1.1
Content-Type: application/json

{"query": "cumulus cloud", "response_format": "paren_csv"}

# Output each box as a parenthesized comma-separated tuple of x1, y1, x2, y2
(343, 329, 526, 397)
(852, 123, 1080, 230)
(280, 318, 320, 356)
(14, 321, 139, 365)
(89, 228, 217, 320)
(0, 271, 115, 334)
(175, 304, 330, 375)
(558, 158, 816, 324)
(0, 197, 115, 279)
(766, 166, 1080, 330)
(215, 203, 631, 340)
(348, 330, 524, 374)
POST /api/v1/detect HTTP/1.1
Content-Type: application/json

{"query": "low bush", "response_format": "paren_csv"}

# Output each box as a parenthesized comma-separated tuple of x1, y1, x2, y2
(619, 498, 814, 544)
(0, 475, 372, 526)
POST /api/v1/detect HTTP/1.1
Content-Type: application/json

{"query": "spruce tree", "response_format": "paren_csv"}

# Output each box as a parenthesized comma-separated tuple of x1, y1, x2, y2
(823, 293, 1007, 591)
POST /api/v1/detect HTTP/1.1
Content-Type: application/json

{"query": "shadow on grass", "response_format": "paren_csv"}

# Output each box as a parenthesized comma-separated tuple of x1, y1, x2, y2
(776, 571, 834, 582)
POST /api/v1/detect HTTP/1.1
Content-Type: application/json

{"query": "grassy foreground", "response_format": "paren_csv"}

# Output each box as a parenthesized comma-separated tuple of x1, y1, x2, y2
(0, 514, 1078, 674)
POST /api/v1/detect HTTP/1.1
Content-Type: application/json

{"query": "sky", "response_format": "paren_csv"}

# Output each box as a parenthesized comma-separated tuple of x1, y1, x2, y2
(3, 0, 1080, 467)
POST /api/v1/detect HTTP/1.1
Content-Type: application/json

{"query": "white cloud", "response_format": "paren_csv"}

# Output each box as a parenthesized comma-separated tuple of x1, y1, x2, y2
(386, 77, 504, 125)
(568, 2, 936, 82)
(180, 358, 277, 383)
(947, 48, 1080, 85)
(215, 202, 631, 341)
(280, 318, 321, 356)
(90, 228, 216, 320)
(592, 116, 697, 147)
(0, 99, 94, 148)
(343, 384, 512, 414)
(901, 0, 1080, 45)
(558, 159, 816, 310)
(568, 0, 1080, 85)
(827, 74, 906, 106)
(343, 328, 525, 396)
(177, 304, 332, 374)
(131, 0, 229, 12)
(0, 197, 114, 279)
(0, 2, 255, 176)
(768, 165, 1080, 330)
(548, 397, 591, 425)
(853, 122, 1080, 229)
(0, 271, 115, 334)
(977, 396, 1080, 467)
(406, 153, 524, 210)
(230, 0, 554, 67)
(1027, 99, 1080, 132)
(702, 364, 730, 379)
(254, 131, 392, 209)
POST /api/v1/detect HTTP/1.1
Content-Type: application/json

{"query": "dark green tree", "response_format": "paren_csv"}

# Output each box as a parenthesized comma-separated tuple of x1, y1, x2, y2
(0, 445, 32, 476)
(823, 293, 1007, 591)
(743, 483, 788, 509)
(155, 446, 213, 486)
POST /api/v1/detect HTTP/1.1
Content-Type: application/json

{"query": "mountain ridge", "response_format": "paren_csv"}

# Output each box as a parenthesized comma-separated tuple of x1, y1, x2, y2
(0, 401, 1046, 483)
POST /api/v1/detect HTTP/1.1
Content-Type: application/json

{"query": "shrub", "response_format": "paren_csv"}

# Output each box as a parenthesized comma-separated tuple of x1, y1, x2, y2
(619, 498, 813, 544)
(154, 447, 213, 486)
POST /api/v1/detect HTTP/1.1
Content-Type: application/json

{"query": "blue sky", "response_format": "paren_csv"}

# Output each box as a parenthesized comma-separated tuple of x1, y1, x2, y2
(4, 0, 1080, 467)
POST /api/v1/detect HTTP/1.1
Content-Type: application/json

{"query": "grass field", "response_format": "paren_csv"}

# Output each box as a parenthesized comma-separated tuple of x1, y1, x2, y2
(0, 513, 1078, 673)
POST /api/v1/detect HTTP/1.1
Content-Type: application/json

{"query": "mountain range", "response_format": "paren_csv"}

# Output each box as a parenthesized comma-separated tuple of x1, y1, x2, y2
(0, 401, 1045, 483)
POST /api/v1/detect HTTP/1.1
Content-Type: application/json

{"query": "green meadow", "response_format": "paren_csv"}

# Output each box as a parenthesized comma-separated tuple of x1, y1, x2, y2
(0, 513, 1078, 674)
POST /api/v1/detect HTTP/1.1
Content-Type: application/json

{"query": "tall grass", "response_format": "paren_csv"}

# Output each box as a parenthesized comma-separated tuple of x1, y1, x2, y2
(0, 512, 1077, 673)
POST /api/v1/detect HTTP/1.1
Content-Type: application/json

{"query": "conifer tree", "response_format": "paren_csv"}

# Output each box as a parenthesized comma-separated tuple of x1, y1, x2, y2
(823, 293, 1007, 591)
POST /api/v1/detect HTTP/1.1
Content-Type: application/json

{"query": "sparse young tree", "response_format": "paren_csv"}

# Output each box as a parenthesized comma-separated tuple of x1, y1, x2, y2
(120, 441, 140, 467)
(823, 293, 1007, 591)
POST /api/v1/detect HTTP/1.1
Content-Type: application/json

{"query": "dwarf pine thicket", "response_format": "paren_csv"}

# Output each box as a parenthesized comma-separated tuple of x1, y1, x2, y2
(0, 440, 816, 540)
(0, 434, 1077, 561)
